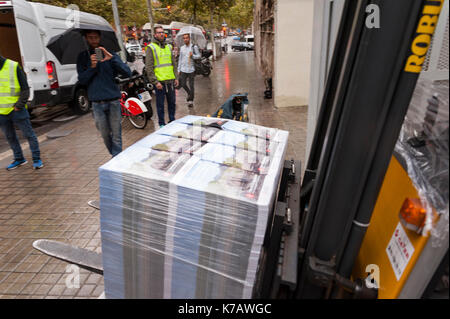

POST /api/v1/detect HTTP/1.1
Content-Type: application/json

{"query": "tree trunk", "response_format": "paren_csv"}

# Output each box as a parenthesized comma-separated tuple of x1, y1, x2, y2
(193, 1, 197, 24)
(111, 0, 126, 61)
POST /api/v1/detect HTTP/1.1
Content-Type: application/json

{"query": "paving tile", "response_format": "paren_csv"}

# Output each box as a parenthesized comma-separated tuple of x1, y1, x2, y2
(47, 284, 66, 296)
(85, 273, 102, 285)
(24, 263, 46, 273)
(39, 263, 57, 274)
(7, 273, 35, 284)
(92, 285, 105, 298)
(1, 263, 19, 272)
(5, 282, 27, 294)
(76, 284, 95, 297)
(0, 272, 10, 283)
(30, 273, 49, 284)
(19, 283, 40, 295)
(62, 287, 79, 297)
(0, 282, 12, 294)
(51, 263, 70, 274)
(34, 284, 53, 296)
(44, 274, 62, 285)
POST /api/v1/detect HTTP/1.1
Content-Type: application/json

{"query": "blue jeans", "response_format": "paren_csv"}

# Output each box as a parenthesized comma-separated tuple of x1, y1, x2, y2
(92, 100, 122, 157)
(0, 108, 41, 162)
(155, 81, 176, 126)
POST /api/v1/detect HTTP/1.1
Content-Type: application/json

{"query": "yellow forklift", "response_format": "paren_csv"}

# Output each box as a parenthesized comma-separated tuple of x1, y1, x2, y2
(255, 0, 448, 299)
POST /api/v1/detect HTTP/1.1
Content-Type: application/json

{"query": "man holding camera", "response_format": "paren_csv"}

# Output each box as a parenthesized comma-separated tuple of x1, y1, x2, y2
(76, 29, 131, 157)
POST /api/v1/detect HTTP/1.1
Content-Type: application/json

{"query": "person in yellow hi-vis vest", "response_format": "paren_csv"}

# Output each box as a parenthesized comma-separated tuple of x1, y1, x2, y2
(0, 54, 43, 170)
(145, 25, 179, 128)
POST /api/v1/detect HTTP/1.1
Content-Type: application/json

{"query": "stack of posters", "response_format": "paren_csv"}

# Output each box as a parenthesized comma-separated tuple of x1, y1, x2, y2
(99, 116, 289, 298)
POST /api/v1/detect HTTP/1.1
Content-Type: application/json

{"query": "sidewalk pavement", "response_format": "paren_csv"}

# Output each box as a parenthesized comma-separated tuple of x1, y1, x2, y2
(0, 52, 307, 298)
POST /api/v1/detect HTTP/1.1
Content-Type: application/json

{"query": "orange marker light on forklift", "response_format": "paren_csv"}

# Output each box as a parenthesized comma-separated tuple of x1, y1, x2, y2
(399, 198, 426, 233)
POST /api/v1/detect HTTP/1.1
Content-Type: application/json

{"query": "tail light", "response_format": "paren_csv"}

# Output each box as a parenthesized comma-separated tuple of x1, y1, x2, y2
(46, 61, 59, 89)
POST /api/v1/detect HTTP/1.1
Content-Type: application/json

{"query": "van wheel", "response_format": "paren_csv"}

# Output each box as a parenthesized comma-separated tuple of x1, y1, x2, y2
(70, 88, 91, 114)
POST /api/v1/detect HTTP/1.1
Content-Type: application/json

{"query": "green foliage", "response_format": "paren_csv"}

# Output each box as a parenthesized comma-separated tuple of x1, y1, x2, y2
(224, 0, 254, 29)
(30, 0, 254, 31)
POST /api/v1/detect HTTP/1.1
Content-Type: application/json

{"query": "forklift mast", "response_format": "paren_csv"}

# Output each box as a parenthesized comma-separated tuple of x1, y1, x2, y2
(295, 0, 447, 298)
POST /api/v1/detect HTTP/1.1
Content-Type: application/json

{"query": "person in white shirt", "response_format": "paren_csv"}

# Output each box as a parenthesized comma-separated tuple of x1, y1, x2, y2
(177, 33, 201, 107)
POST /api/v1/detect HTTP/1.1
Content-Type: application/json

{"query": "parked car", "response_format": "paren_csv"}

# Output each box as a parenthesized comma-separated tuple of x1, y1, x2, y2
(0, 0, 127, 114)
(231, 41, 247, 51)
(231, 43, 254, 51)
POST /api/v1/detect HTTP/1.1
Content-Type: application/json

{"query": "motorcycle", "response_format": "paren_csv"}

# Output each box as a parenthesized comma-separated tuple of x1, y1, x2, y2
(194, 49, 213, 77)
(116, 73, 154, 129)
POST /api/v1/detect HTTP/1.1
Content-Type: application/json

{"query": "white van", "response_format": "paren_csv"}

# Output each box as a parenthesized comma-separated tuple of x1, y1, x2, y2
(0, 0, 120, 114)
(244, 35, 254, 50)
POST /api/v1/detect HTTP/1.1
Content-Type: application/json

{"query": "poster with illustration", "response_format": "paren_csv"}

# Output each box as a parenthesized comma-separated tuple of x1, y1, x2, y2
(135, 133, 203, 155)
(158, 122, 220, 142)
(208, 130, 279, 155)
(175, 115, 229, 128)
(194, 143, 272, 174)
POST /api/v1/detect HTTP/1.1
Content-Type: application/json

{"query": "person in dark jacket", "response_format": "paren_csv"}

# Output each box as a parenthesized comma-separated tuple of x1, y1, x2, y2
(0, 54, 43, 170)
(213, 93, 249, 121)
(76, 29, 132, 157)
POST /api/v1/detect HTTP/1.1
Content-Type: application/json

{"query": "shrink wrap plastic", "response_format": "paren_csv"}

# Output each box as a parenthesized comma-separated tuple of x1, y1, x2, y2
(395, 79, 448, 244)
(99, 116, 289, 298)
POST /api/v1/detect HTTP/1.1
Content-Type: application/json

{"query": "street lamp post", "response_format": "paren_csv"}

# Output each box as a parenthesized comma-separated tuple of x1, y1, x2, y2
(111, 0, 126, 60)
(146, 0, 155, 39)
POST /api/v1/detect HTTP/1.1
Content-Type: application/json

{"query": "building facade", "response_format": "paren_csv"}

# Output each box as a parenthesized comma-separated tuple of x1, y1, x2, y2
(254, 0, 314, 108)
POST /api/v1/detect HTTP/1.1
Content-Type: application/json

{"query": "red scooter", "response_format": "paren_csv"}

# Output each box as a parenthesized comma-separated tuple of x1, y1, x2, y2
(116, 74, 154, 129)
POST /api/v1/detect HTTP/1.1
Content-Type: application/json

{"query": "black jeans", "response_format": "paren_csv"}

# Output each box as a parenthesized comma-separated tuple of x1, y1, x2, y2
(178, 72, 195, 102)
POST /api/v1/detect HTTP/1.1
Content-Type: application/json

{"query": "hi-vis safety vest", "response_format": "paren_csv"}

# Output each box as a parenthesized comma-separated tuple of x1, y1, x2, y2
(146, 43, 176, 81)
(0, 59, 21, 115)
